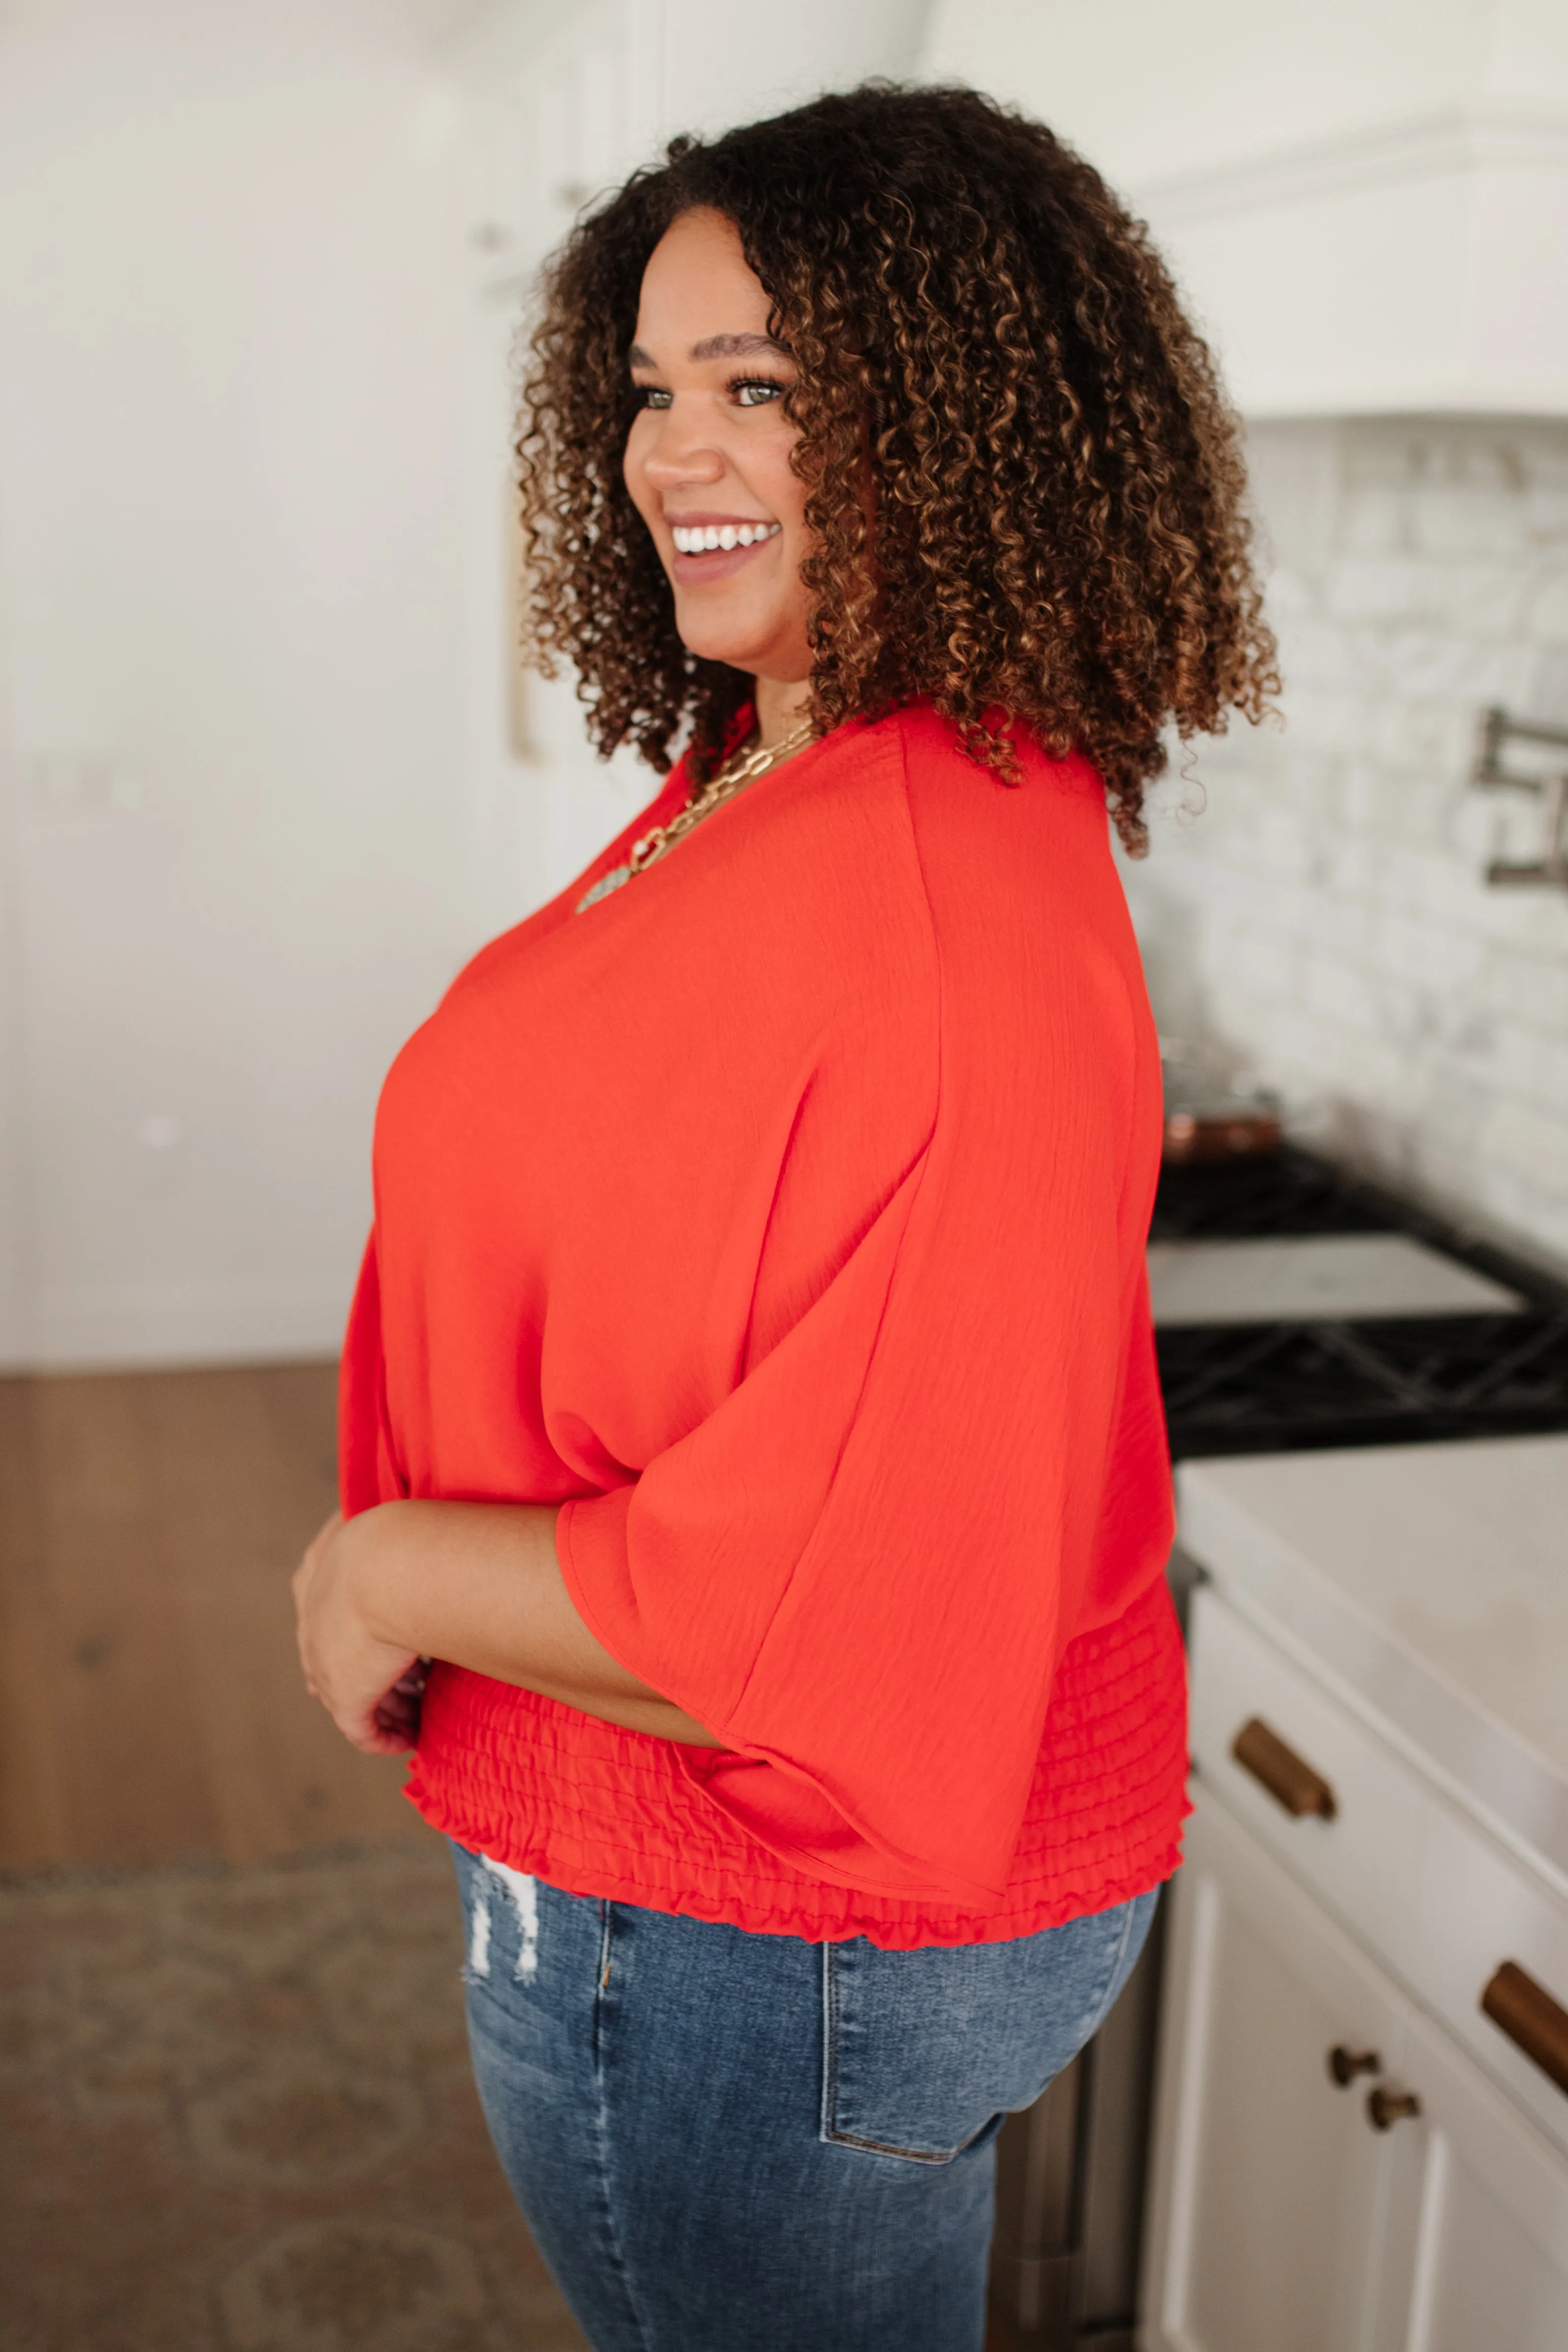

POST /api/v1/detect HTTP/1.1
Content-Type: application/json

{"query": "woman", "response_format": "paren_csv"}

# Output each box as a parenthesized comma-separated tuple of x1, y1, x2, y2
(294, 83, 1275, 2352)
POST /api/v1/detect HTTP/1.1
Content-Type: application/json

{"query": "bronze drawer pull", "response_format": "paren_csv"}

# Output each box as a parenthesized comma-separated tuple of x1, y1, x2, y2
(1367, 2085, 1422, 2131)
(1231, 1717, 1338, 1821)
(1328, 2045, 1381, 2087)
(1482, 1961, 1568, 2098)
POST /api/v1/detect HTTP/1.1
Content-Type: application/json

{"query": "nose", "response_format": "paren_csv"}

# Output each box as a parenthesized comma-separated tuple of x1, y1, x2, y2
(637, 399, 724, 490)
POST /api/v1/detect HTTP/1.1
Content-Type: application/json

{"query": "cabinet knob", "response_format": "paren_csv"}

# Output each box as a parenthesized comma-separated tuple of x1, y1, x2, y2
(1231, 1717, 1338, 1820)
(1328, 2044, 1382, 2087)
(1366, 2084, 1422, 2131)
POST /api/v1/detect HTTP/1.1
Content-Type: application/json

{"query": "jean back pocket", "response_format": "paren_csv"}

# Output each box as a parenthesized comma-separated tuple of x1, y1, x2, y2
(821, 1891, 1155, 2164)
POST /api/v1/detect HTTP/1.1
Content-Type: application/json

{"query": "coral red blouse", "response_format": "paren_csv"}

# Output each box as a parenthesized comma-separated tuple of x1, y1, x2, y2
(340, 705, 1188, 1948)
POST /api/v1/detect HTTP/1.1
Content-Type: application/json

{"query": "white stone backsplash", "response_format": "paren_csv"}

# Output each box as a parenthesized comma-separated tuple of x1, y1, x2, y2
(1120, 416, 1568, 1274)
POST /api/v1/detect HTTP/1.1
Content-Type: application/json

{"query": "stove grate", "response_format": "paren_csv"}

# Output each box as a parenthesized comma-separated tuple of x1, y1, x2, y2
(1159, 1311, 1568, 1459)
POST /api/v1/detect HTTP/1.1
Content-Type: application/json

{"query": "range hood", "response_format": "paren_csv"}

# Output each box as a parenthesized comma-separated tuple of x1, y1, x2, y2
(920, 0, 1568, 418)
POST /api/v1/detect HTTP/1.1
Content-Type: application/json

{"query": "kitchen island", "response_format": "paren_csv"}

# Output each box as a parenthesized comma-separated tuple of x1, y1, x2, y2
(1143, 1433, 1568, 2352)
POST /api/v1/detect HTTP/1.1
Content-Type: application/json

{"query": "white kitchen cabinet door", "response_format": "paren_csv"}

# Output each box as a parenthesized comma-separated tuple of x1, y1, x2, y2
(1395, 1991, 1568, 2352)
(457, 0, 661, 290)
(1145, 1787, 1568, 2352)
(1142, 1790, 1422, 2352)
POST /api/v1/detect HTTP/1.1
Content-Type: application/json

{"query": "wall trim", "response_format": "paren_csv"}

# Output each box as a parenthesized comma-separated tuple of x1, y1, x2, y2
(6, 1274, 353, 1375)
(1134, 102, 1568, 227)
(1239, 382, 1568, 424)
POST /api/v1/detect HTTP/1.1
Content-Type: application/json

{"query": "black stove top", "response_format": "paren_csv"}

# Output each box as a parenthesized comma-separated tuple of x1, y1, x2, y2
(1152, 1148, 1568, 1459)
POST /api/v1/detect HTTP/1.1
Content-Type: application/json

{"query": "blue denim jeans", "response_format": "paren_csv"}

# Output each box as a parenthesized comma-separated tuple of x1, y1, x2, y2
(452, 1842, 1157, 2352)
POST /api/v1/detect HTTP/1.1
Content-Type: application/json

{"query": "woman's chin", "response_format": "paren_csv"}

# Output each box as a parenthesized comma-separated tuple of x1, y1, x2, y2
(675, 627, 765, 673)
(671, 591, 799, 679)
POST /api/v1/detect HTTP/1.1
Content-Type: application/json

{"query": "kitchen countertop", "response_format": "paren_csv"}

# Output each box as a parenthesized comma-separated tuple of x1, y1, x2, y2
(1147, 1232, 1525, 1326)
(1176, 1434, 1568, 1888)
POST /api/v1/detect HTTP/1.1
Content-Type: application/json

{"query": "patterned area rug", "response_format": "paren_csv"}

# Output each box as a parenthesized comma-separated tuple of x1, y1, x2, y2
(0, 1841, 588, 2352)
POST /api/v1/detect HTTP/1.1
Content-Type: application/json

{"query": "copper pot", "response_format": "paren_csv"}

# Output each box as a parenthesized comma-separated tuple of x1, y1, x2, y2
(1162, 1084, 1282, 1164)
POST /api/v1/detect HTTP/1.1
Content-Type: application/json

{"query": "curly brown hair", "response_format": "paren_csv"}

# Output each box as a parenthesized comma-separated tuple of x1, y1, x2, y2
(516, 82, 1277, 852)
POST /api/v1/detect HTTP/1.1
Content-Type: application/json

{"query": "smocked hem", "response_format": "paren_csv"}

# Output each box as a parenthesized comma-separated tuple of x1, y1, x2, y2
(402, 1572, 1190, 1950)
(406, 1770, 1187, 1949)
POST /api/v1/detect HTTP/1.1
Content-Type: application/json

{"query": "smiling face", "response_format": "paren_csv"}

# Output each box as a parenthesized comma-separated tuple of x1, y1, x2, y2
(623, 208, 813, 696)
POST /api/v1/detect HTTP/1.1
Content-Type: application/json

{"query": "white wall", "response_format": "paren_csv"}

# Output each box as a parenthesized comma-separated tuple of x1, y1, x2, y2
(0, 0, 939, 1371)
(1122, 418, 1568, 1272)
(0, 0, 479, 1368)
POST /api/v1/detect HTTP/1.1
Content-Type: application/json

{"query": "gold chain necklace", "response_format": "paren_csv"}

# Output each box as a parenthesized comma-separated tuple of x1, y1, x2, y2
(575, 719, 815, 914)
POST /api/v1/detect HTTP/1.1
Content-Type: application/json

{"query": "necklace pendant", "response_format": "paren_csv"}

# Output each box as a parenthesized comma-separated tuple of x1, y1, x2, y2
(575, 863, 632, 914)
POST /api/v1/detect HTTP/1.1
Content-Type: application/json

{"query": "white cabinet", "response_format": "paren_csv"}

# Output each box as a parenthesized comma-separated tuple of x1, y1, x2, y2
(1144, 1790, 1568, 2352)
(447, 0, 940, 927)
(456, 0, 658, 291)
(451, 0, 665, 934)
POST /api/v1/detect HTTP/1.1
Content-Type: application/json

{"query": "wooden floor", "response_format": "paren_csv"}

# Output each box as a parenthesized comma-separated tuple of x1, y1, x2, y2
(4, 1358, 1031, 2346)
(0, 1360, 428, 1869)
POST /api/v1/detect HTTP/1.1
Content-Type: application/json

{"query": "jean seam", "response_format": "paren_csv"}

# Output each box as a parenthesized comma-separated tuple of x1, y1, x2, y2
(1078, 1895, 1144, 2049)
(588, 1902, 656, 2352)
(592, 1900, 612, 2062)
(821, 2125, 956, 2165)
(819, 1941, 839, 2143)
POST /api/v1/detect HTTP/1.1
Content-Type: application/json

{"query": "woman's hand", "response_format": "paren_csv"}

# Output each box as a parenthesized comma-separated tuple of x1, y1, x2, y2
(292, 1498, 725, 1750)
(292, 1510, 426, 1756)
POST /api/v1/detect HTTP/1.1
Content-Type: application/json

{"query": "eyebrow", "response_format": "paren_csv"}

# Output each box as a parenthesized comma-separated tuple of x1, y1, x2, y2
(628, 331, 788, 368)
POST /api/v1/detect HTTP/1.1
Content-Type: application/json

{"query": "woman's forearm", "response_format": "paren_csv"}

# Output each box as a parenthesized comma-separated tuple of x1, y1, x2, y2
(341, 1499, 724, 1747)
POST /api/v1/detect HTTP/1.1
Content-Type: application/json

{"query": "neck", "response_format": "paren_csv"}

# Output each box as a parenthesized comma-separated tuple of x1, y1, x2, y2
(752, 672, 812, 750)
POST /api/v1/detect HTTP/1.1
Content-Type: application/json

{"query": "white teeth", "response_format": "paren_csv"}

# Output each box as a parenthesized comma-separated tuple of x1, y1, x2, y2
(671, 521, 779, 554)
